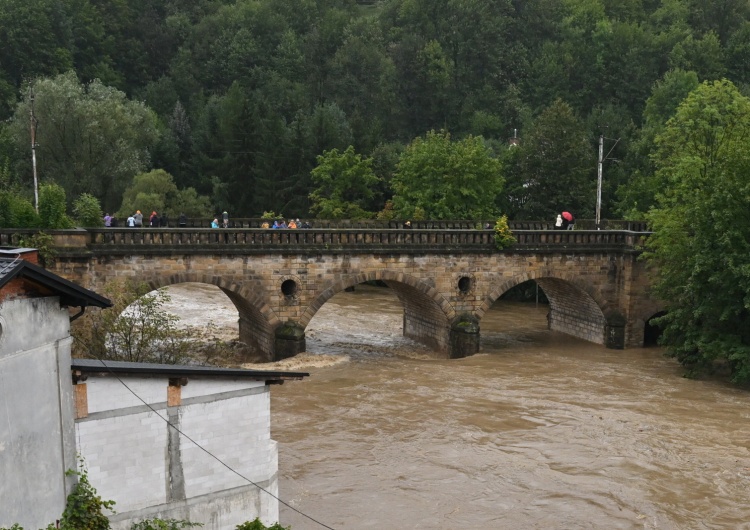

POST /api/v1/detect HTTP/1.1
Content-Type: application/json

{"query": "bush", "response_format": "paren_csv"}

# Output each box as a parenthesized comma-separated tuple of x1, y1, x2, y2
(39, 183, 73, 229)
(493, 215, 516, 249)
(261, 211, 283, 220)
(72, 279, 192, 364)
(0, 191, 41, 228)
(73, 193, 104, 227)
(18, 232, 56, 267)
(60, 464, 115, 530)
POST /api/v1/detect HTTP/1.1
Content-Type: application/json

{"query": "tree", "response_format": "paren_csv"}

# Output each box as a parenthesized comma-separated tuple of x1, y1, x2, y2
(9, 72, 159, 212)
(0, 0, 74, 119)
(309, 146, 380, 219)
(117, 169, 210, 218)
(515, 100, 596, 220)
(72, 193, 104, 227)
(72, 279, 192, 364)
(645, 79, 750, 384)
(616, 69, 700, 217)
(391, 130, 503, 220)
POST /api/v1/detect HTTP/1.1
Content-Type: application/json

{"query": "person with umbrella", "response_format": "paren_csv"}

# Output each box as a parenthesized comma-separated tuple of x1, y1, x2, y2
(562, 211, 575, 230)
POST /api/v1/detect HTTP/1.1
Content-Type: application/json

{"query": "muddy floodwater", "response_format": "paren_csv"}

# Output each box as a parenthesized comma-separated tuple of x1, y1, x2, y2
(163, 283, 750, 530)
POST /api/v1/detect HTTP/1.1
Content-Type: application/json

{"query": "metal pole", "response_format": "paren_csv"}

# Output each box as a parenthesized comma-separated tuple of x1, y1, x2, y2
(29, 86, 39, 213)
(596, 134, 603, 230)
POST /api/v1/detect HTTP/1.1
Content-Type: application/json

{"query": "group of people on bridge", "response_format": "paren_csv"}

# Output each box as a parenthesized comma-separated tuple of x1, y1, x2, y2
(259, 219, 312, 229)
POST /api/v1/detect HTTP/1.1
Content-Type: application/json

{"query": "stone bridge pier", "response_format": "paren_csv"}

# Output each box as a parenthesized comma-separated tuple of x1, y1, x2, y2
(35, 227, 661, 362)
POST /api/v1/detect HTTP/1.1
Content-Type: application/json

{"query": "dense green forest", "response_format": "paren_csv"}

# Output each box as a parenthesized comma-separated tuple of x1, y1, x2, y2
(3, 0, 750, 381)
(1, 0, 749, 221)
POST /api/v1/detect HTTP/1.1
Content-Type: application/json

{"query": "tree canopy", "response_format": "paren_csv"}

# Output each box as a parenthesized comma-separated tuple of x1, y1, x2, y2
(309, 146, 380, 219)
(391, 130, 504, 220)
(9, 72, 158, 212)
(1, 0, 750, 222)
(646, 79, 750, 384)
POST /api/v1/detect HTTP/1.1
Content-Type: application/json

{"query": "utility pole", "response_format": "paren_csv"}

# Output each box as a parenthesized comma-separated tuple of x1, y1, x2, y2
(596, 134, 603, 230)
(595, 131, 620, 230)
(29, 85, 39, 213)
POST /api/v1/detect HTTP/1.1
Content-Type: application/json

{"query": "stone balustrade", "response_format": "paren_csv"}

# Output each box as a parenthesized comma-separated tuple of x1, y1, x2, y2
(0, 228, 650, 256)
(178, 218, 650, 231)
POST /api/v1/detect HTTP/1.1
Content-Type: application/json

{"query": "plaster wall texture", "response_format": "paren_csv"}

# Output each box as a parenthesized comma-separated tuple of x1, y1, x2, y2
(75, 376, 278, 528)
(0, 297, 76, 530)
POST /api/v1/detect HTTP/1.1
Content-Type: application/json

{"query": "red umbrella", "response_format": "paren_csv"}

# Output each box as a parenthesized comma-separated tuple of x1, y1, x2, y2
(562, 211, 573, 221)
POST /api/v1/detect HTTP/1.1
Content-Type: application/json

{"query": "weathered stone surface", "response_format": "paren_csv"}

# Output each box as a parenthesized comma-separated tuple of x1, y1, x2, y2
(49, 239, 662, 361)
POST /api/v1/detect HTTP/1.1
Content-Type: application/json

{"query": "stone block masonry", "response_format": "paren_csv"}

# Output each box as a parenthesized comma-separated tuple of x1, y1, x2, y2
(52, 244, 661, 361)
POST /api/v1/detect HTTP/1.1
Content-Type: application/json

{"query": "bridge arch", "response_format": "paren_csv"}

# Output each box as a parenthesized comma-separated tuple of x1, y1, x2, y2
(300, 271, 457, 355)
(140, 272, 282, 361)
(479, 271, 615, 346)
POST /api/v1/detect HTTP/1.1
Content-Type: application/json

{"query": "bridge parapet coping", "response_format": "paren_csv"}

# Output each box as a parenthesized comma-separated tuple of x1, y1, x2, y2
(15, 228, 650, 257)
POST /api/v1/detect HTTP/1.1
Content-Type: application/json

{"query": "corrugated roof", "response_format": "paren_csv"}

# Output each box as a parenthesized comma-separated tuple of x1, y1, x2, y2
(72, 358, 309, 381)
(0, 257, 112, 309)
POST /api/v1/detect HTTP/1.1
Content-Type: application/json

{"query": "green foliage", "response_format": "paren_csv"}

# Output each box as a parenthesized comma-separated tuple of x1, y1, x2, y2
(72, 279, 192, 364)
(130, 519, 202, 530)
(376, 200, 396, 221)
(38, 183, 73, 229)
(1, 461, 117, 530)
(0, 190, 40, 228)
(616, 69, 701, 217)
(493, 215, 516, 249)
(60, 464, 115, 530)
(261, 211, 283, 220)
(73, 194, 104, 227)
(171, 188, 212, 219)
(2, 0, 750, 222)
(117, 169, 209, 219)
(18, 232, 56, 267)
(9, 72, 158, 212)
(309, 146, 380, 219)
(391, 130, 503, 220)
(514, 100, 595, 220)
(234, 519, 290, 530)
(645, 79, 750, 384)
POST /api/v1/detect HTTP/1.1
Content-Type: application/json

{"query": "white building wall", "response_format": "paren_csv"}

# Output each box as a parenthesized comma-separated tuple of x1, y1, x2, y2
(180, 391, 272, 497)
(0, 297, 77, 530)
(76, 376, 279, 529)
(85, 376, 167, 413)
(75, 410, 168, 511)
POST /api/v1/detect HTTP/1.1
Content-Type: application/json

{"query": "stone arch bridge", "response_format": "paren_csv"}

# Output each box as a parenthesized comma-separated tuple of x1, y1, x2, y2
(4, 227, 662, 361)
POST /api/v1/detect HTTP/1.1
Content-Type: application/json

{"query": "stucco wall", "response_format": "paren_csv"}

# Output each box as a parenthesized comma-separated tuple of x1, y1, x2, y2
(75, 376, 279, 529)
(0, 297, 77, 529)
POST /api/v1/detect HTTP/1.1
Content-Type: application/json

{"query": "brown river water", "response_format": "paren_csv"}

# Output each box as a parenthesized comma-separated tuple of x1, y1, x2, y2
(162, 283, 750, 530)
